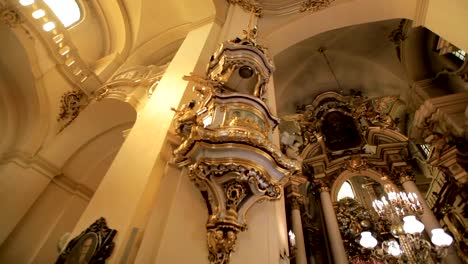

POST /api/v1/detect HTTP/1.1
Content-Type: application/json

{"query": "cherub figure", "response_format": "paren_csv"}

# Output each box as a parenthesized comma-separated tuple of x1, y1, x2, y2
(171, 100, 198, 138)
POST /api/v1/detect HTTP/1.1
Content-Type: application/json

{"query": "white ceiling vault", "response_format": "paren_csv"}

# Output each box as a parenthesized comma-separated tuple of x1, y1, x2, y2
(273, 19, 409, 114)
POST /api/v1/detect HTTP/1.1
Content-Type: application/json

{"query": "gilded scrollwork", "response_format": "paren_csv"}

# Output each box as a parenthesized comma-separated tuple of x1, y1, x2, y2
(207, 25, 274, 99)
(335, 198, 376, 262)
(191, 162, 282, 199)
(174, 125, 300, 172)
(207, 228, 238, 264)
(188, 161, 284, 264)
(225, 111, 269, 135)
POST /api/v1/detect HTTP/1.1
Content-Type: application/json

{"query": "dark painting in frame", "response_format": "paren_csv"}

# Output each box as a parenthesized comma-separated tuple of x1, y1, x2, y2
(56, 217, 117, 264)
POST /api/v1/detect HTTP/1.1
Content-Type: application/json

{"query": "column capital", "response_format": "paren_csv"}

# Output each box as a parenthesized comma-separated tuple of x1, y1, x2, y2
(313, 179, 330, 193)
(288, 195, 305, 210)
(399, 174, 415, 184)
(389, 165, 415, 185)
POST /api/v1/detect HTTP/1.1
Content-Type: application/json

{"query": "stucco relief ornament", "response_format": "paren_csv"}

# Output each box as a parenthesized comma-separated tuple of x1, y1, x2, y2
(300, 0, 335, 12)
(57, 90, 88, 132)
(0, 7, 23, 27)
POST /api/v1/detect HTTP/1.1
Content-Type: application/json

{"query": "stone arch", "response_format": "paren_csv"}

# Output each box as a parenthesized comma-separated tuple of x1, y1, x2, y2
(39, 98, 137, 170)
(330, 168, 398, 203)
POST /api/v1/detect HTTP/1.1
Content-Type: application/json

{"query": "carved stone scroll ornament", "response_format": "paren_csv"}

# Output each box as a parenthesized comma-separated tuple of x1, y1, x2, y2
(57, 90, 88, 132)
(300, 0, 335, 12)
(56, 217, 117, 264)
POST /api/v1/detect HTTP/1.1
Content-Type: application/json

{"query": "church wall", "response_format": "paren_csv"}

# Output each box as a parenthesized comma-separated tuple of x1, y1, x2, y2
(0, 181, 88, 263)
(233, 197, 288, 264)
(425, 0, 468, 52)
(0, 161, 51, 245)
(152, 168, 208, 264)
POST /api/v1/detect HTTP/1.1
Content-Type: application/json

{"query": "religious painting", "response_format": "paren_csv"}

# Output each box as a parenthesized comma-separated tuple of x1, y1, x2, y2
(56, 217, 117, 264)
(321, 111, 362, 151)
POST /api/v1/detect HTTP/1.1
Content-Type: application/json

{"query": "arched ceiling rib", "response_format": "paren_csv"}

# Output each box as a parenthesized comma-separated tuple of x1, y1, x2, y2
(0, 24, 45, 155)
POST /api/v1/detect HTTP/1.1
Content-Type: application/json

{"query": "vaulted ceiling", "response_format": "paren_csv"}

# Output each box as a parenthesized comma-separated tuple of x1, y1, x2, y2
(273, 19, 409, 114)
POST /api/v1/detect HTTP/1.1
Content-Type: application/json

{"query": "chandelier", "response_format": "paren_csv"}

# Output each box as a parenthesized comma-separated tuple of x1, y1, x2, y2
(358, 191, 453, 263)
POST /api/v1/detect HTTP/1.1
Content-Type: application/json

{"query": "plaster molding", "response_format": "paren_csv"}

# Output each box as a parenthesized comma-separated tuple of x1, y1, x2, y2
(0, 152, 94, 200)
(52, 174, 93, 201)
(0, 151, 61, 180)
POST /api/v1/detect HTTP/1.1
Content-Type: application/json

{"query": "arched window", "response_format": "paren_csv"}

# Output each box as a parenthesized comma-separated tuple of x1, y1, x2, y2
(337, 181, 355, 201)
(452, 49, 466, 61)
(44, 0, 81, 27)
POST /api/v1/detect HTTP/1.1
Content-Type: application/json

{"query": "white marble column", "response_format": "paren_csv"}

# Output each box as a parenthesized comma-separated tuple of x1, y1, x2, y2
(290, 197, 307, 264)
(401, 177, 462, 264)
(319, 186, 348, 264)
